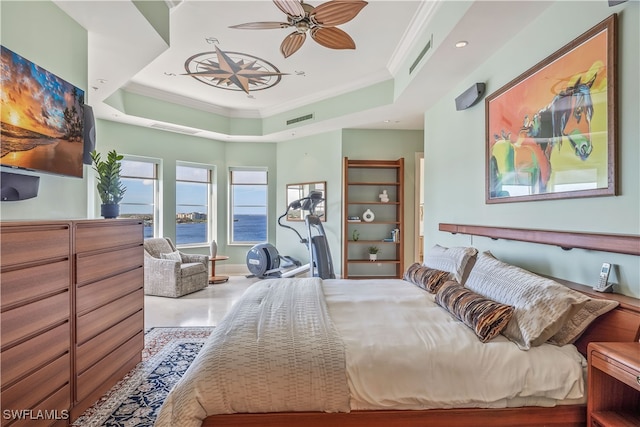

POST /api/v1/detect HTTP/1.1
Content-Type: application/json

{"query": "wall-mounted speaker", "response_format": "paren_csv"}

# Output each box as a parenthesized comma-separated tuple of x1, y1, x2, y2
(82, 104, 96, 165)
(1, 171, 40, 201)
(455, 82, 486, 111)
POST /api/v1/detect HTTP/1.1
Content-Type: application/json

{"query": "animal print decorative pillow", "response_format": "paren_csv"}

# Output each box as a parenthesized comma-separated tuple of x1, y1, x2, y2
(403, 263, 451, 293)
(435, 280, 514, 343)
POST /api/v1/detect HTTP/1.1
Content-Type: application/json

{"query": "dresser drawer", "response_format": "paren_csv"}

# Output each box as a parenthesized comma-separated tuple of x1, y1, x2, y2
(76, 267, 142, 315)
(76, 289, 143, 344)
(592, 351, 640, 392)
(1, 260, 70, 309)
(1, 322, 69, 387)
(76, 310, 144, 374)
(1, 291, 70, 348)
(0, 224, 70, 268)
(8, 384, 70, 427)
(0, 353, 69, 416)
(75, 221, 142, 253)
(76, 331, 143, 402)
(75, 245, 142, 285)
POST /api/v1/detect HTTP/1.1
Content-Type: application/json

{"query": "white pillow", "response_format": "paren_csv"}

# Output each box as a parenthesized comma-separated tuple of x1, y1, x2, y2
(160, 250, 182, 262)
(548, 297, 618, 346)
(423, 245, 477, 284)
(464, 252, 588, 350)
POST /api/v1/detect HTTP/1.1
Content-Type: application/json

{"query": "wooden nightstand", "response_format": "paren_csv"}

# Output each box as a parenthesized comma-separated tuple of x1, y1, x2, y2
(587, 342, 640, 427)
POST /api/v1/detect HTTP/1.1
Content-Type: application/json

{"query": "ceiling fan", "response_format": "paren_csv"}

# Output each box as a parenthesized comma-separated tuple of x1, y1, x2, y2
(229, 0, 368, 58)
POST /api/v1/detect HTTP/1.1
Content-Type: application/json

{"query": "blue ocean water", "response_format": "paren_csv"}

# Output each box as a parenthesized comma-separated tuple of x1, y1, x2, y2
(233, 214, 267, 242)
(143, 214, 266, 244)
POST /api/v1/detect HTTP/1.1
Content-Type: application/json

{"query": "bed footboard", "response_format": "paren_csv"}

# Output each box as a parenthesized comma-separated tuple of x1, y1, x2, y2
(203, 405, 586, 427)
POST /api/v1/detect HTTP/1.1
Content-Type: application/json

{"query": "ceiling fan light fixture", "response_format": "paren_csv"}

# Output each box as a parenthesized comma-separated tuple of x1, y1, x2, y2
(295, 20, 311, 33)
(229, 0, 368, 57)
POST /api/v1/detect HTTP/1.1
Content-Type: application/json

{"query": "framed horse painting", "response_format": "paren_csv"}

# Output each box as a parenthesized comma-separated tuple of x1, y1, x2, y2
(485, 14, 617, 204)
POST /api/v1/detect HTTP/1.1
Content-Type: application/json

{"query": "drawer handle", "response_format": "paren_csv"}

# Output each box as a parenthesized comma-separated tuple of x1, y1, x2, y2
(637, 376, 640, 386)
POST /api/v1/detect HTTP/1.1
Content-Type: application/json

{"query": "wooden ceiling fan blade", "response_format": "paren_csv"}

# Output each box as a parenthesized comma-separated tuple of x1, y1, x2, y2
(311, 1, 368, 26)
(273, 0, 305, 19)
(229, 22, 291, 30)
(280, 32, 307, 58)
(311, 27, 355, 50)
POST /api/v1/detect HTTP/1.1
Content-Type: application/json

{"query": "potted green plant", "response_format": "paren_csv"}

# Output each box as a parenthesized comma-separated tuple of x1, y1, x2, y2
(91, 149, 126, 218)
(368, 246, 380, 261)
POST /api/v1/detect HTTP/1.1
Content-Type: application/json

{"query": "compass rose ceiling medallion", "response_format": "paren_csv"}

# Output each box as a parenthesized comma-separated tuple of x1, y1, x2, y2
(183, 45, 287, 93)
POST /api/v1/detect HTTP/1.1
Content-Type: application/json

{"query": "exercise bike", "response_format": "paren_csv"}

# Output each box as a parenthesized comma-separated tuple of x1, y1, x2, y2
(246, 191, 335, 279)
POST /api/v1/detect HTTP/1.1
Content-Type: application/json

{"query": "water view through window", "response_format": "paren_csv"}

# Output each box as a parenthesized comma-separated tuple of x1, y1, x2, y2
(122, 165, 268, 245)
(230, 169, 268, 244)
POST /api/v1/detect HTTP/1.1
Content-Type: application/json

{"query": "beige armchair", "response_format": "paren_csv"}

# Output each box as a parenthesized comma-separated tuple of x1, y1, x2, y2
(143, 237, 209, 297)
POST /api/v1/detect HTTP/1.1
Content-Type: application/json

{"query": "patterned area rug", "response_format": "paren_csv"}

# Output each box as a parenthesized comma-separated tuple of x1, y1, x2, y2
(72, 327, 214, 427)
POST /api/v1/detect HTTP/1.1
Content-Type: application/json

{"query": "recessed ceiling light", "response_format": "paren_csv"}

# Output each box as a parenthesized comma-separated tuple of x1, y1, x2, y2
(383, 120, 391, 123)
(455, 41, 468, 48)
(97, 78, 108, 84)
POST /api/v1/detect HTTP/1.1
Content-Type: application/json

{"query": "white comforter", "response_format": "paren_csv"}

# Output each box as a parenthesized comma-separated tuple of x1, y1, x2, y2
(155, 278, 350, 427)
(155, 277, 586, 426)
(324, 278, 586, 410)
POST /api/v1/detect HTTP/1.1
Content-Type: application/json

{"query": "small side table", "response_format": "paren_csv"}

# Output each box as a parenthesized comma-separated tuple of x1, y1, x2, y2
(587, 342, 640, 427)
(209, 255, 230, 284)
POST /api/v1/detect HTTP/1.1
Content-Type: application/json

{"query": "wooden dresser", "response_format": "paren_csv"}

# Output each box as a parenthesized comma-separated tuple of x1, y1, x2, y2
(1, 221, 72, 426)
(0, 219, 143, 426)
(72, 220, 145, 418)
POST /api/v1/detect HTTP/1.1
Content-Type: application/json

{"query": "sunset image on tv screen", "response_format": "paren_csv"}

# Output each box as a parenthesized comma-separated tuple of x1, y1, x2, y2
(1, 45, 85, 177)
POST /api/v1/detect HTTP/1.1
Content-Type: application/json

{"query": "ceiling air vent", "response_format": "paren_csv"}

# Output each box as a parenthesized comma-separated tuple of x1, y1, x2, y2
(150, 122, 200, 135)
(286, 113, 314, 126)
(409, 34, 433, 75)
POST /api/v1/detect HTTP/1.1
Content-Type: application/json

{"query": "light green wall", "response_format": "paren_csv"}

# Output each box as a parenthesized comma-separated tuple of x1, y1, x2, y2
(343, 129, 424, 272)
(3, 1, 637, 294)
(423, 1, 640, 297)
(275, 129, 423, 276)
(0, 0, 88, 220)
(275, 131, 343, 273)
(96, 120, 278, 263)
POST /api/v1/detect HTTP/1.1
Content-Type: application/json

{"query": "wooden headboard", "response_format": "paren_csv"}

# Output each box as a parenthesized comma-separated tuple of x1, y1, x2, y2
(438, 222, 640, 356)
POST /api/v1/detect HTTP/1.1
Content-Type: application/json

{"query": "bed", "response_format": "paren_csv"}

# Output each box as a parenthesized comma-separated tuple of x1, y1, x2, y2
(155, 247, 640, 427)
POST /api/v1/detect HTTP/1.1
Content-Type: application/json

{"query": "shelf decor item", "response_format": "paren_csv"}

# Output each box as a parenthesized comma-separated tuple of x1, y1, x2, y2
(368, 246, 380, 261)
(379, 190, 389, 202)
(362, 208, 375, 222)
(91, 149, 126, 219)
(352, 229, 360, 241)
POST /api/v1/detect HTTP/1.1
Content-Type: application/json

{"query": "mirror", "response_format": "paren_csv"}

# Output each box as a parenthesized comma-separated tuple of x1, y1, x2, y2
(286, 181, 326, 221)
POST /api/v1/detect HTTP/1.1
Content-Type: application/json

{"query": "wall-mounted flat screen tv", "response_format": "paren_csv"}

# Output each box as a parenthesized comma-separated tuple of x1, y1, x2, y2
(1, 45, 85, 178)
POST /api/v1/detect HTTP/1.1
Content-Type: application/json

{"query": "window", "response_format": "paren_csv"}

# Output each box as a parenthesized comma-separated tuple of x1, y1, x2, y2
(176, 163, 214, 246)
(229, 168, 268, 244)
(120, 157, 159, 239)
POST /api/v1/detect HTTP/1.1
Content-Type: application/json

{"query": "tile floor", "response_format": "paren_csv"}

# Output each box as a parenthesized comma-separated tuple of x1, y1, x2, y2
(144, 275, 261, 328)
